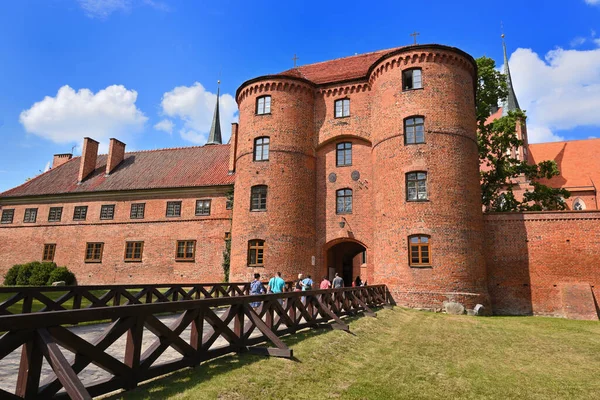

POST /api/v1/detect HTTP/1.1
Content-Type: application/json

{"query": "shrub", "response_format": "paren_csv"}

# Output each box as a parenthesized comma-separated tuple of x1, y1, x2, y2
(3, 264, 21, 285)
(30, 262, 57, 286)
(47, 267, 76, 286)
(15, 263, 34, 285)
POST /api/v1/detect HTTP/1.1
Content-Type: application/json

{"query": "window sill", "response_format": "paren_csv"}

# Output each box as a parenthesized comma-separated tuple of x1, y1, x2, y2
(250, 209, 267, 212)
(402, 87, 424, 92)
(47, 221, 62, 223)
(124, 260, 143, 263)
(100, 218, 114, 221)
(175, 259, 196, 262)
(410, 265, 432, 269)
(195, 214, 211, 217)
(404, 142, 427, 146)
(336, 212, 353, 215)
(166, 216, 182, 218)
(84, 260, 102, 263)
(255, 113, 272, 116)
(248, 265, 265, 268)
(336, 164, 352, 168)
(334, 115, 351, 119)
(406, 199, 430, 203)
(253, 159, 270, 162)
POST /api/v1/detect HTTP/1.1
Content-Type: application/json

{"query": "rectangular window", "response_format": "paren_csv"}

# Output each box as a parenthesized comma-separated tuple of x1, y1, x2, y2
(48, 207, 63, 222)
(248, 239, 265, 267)
(406, 172, 428, 201)
(250, 186, 268, 211)
(124, 241, 144, 262)
(405, 117, 425, 144)
(23, 208, 38, 223)
(403, 68, 422, 90)
(85, 242, 104, 263)
(100, 205, 115, 220)
(336, 189, 353, 214)
(362, 250, 367, 264)
(73, 206, 88, 221)
(166, 201, 182, 217)
(253, 137, 270, 161)
(195, 199, 211, 216)
(256, 96, 271, 115)
(1, 209, 14, 224)
(334, 99, 350, 118)
(130, 203, 145, 219)
(224, 232, 231, 240)
(336, 142, 352, 166)
(176, 240, 196, 261)
(43, 244, 56, 262)
(409, 235, 431, 267)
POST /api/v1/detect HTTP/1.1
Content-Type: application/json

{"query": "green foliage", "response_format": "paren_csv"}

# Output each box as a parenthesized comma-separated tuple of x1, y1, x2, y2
(225, 189, 234, 210)
(3, 264, 21, 285)
(47, 267, 76, 286)
(476, 56, 570, 212)
(222, 238, 231, 283)
(3, 261, 76, 286)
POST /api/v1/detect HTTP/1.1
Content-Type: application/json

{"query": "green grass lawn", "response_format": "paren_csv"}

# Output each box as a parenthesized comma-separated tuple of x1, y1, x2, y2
(107, 308, 600, 400)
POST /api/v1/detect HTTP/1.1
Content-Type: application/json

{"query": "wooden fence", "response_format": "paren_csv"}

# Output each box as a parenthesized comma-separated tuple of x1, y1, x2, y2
(0, 285, 391, 399)
(0, 282, 294, 315)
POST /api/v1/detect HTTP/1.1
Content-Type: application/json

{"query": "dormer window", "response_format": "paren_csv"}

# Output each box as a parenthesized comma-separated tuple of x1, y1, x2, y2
(256, 96, 271, 115)
(403, 68, 422, 90)
(334, 99, 350, 118)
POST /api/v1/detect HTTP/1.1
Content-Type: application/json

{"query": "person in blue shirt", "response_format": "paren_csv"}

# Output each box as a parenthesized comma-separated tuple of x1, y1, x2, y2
(301, 275, 313, 291)
(268, 271, 286, 305)
(250, 273, 265, 308)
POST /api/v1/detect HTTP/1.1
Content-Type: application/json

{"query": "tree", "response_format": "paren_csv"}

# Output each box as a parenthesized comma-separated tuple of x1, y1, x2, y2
(476, 56, 570, 212)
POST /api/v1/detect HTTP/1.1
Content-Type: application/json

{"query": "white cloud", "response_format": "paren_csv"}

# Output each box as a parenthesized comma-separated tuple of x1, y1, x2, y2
(154, 119, 174, 134)
(160, 82, 238, 145)
(584, 0, 600, 5)
(76, 0, 170, 19)
(20, 85, 147, 148)
(506, 46, 600, 142)
(570, 37, 586, 47)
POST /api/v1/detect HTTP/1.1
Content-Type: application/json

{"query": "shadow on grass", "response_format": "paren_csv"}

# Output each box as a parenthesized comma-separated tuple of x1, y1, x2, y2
(104, 312, 370, 399)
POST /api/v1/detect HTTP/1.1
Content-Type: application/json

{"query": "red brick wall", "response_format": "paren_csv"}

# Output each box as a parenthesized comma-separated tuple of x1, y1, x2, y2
(0, 191, 232, 284)
(484, 211, 600, 317)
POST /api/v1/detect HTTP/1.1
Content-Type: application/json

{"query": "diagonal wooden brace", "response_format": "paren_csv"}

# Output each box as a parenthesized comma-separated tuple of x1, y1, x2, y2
(349, 292, 376, 317)
(314, 296, 350, 332)
(244, 304, 293, 358)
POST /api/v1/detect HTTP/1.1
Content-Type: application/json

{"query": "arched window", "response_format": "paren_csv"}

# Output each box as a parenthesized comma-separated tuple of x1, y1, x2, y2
(573, 198, 586, 211)
(334, 98, 350, 118)
(256, 96, 271, 115)
(406, 172, 428, 201)
(408, 235, 431, 267)
(254, 137, 270, 161)
(336, 142, 352, 166)
(402, 68, 422, 90)
(336, 188, 353, 214)
(248, 239, 265, 267)
(250, 185, 268, 211)
(404, 116, 425, 144)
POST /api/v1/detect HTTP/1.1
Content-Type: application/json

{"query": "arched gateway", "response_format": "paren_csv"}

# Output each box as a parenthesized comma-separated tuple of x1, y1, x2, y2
(324, 238, 367, 287)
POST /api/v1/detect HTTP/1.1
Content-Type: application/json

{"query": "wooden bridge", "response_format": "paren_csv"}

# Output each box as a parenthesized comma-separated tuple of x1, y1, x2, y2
(0, 283, 391, 399)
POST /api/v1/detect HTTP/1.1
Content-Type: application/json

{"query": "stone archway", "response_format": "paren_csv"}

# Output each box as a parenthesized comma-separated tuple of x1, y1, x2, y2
(324, 239, 367, 287)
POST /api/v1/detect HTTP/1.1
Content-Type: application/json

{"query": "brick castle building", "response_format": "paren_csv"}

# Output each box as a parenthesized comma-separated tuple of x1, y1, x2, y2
(1, 42, 599, 319)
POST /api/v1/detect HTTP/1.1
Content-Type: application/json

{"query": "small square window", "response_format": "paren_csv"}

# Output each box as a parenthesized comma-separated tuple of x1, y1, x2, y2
(334, 99, 350, 118)
(256, 96, 271, 115)
(403, 68, 422, 90)
(23, 208, 37, 223)
(1, 209, 14, 224)
(130, 203, 145, 219)
(100, 205, 115, 220)
(85, 242, 104, 263)
(176, 240, 196, 261)
(225, 232, 231, 240)
(195, 199, 211, 216)
(48, 207, 63, 222)
(166, 201, 182, 217)
(124, 241, 144, 262)
(43, 244, 56, 262)
(73, 206, 88, 221)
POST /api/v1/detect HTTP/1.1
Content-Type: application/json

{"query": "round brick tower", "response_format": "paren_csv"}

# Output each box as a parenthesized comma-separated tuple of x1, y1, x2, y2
(230, 78, 317, 281)
(369, 46, 490, 309)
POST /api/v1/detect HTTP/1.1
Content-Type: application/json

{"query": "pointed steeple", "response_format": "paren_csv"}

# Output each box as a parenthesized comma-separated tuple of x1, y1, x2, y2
(206, 80, 222, 145)
(501, 34, 520, 116)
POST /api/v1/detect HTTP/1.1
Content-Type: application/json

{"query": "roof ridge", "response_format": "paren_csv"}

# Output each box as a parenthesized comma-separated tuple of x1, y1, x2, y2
(123, 143, 230, 155)
(293, 45, 405, 70)
(529, 137, 600, 146)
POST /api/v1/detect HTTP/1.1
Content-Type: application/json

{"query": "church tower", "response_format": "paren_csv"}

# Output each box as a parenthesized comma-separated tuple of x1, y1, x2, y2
(206, 81, 223, 145)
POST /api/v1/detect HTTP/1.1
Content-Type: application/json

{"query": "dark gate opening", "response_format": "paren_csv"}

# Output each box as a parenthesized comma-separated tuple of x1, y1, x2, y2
(326, 240, 366, 287)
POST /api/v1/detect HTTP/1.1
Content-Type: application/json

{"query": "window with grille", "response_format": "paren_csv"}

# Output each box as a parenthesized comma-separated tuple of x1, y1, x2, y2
(334, 99, 350, 118)
(256, 96, 271, 115)
(248, 239, 265, 267)
(100, 205, 115, 220)
(1, 209, 14, 224)
(254, 137, 270, 161)
(403, 68, 422, 90)
(85, 242, 104, 263)
(73, 206, 88, 221)
(405, 116, 425, 144)
(166, 201, 182, 217)
(130, 203, 145, 219)
(23, 208, 37, 223)
(336, 142, 352, 166)
(409, 235, 431, 267)
(336, 188, 353, 214)
(48, 207, 63, 222)
(250, 185, 267, 211)
(43, 244, 56, 262)
(176, 240, 196, 261)
(195, 199, 211, 216)
(124, 241, 144, 262)
(406, 172, 428, 201)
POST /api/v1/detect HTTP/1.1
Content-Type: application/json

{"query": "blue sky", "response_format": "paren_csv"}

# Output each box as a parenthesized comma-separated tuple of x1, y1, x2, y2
(1, 0, 599, 192)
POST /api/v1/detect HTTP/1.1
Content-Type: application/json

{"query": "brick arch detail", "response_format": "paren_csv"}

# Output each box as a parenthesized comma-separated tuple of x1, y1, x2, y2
(237, 79, 314, 104)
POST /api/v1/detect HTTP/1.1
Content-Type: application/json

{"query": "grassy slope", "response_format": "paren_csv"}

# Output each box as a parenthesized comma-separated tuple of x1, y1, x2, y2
(109, 308, 600, 400)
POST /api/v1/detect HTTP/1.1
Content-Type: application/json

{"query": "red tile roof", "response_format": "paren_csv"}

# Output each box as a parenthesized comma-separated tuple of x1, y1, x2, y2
(277, 46, 405, 85)
(1, 145, 234, 198)
(528, 139, 600, 189)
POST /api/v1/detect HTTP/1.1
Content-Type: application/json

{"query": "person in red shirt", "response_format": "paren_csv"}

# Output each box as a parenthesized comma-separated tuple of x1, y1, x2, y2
(320, 276, 331, 289)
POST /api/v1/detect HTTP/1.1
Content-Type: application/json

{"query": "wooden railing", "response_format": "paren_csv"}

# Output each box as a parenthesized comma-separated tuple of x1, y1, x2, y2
(0, 285, 390, 399)
(0, 282, 295, 315)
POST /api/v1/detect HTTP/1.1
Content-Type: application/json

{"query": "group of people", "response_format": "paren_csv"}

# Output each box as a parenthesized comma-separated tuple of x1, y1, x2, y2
(249, 271, 367, 307)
